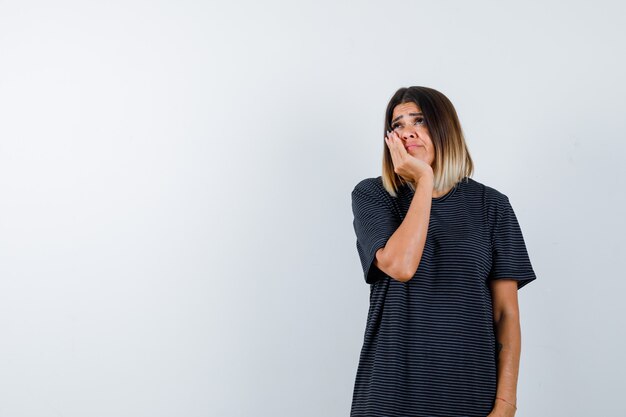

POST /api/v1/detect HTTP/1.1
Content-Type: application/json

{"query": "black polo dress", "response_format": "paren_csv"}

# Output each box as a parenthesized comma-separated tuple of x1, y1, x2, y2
(350, 176, 537, 417)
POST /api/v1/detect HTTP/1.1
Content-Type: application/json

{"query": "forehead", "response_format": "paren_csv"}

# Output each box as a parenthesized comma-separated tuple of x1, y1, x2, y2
(392, 102, 421, 119)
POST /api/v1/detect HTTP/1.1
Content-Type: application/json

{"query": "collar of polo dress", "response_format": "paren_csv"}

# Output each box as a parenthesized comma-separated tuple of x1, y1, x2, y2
(407, 180, 459, 202)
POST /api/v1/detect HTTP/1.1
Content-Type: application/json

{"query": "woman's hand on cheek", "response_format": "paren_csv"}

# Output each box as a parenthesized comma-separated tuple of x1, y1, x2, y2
(385, 130, 433, 183)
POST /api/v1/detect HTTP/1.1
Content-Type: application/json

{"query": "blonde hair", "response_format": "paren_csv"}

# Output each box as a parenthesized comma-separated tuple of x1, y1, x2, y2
(381, 86, 474, 197)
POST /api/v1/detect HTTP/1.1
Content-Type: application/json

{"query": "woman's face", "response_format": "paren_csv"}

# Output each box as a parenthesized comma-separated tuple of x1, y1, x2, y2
(390, 102, 435, 167)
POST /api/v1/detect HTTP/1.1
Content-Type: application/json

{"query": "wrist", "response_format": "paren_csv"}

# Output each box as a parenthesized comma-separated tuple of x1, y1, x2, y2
(494, 397, 517, 411)
(414, 171, 433, 187)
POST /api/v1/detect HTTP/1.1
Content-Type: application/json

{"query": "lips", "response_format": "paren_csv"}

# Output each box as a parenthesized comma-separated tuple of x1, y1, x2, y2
(406, 145, 422, 150)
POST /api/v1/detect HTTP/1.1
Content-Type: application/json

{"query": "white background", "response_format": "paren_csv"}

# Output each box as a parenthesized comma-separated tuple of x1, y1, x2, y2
(1, 1, 624, 416)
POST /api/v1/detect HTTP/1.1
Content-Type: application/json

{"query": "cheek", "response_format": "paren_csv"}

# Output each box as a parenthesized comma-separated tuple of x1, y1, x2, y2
(427, 146, 436, 161)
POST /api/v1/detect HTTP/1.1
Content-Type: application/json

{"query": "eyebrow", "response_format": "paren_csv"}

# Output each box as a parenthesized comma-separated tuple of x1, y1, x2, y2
(391, 112, 423, 124)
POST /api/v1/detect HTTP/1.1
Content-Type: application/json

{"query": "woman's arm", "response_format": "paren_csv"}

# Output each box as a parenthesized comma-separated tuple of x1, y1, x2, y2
(376, 131, 435, 282)
(374, 175, 433, 282)
(488, 279, 521, 416)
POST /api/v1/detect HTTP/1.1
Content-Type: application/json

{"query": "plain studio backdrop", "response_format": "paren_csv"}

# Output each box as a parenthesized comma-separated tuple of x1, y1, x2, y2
(0, 1, 624, 416)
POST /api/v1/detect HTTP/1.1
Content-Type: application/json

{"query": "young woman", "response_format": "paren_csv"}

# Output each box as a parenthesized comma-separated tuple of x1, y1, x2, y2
(350, 86, 537, 417)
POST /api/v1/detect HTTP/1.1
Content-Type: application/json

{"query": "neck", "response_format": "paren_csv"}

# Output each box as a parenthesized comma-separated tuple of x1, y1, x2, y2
(408, 180, 453, 198)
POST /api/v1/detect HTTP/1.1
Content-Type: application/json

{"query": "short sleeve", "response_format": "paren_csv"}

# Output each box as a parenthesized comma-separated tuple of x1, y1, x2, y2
(351, 183, 401, 284)
(489, 196, 537, 290)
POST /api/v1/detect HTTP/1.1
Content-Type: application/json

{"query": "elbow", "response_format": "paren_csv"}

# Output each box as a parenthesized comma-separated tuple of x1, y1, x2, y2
(400, 266, 418, 282)
(493, 307, 519, 325)
(376, 247, 418, 283)
(392, 264, 418, 282)
(380, 264, 410, 282)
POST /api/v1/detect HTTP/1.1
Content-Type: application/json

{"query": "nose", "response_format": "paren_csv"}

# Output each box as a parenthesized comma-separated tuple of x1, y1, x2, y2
(399, 126, 417, 141)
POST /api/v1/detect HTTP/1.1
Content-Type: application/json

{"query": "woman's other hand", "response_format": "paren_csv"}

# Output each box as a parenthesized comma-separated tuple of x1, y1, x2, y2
(385, 130, 433, 184)
(485, 400, 516, 417)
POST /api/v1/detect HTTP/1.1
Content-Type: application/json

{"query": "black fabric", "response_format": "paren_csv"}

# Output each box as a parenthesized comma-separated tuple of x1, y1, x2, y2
(351, 184, 401, 284)
(349, 176, 537, 417)
(488, 195, 536, 289)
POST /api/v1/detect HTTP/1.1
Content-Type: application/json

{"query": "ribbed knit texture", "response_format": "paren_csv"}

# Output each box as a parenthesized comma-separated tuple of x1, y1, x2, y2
(350, 176, 537, 417)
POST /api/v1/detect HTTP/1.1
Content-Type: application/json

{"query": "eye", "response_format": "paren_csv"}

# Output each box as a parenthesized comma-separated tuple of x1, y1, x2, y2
(391, 117, 424, 131)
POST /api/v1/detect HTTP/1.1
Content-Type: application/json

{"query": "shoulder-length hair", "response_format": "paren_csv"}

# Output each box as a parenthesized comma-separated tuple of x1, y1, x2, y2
(381, 86, 474, 197)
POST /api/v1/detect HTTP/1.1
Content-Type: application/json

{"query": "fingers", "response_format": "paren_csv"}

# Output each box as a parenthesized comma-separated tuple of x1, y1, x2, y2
(385, 130, 406, 162)
(392, 130, 407, 155)
(385, 131, 400, 162)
